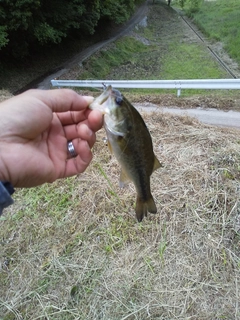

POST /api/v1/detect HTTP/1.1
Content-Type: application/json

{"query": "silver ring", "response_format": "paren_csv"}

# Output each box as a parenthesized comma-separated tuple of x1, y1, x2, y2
(67, 141, 77, 158)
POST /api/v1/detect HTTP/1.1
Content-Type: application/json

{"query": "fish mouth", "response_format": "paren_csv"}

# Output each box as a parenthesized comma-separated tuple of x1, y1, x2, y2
(89, 85, 113, 114)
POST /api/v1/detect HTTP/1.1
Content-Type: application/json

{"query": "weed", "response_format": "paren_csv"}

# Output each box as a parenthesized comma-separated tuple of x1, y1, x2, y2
(158, 223, 167, 262)
(1, 1, 240, 319)
(188, 0, 240, 63)
(95, 163, 121, 202)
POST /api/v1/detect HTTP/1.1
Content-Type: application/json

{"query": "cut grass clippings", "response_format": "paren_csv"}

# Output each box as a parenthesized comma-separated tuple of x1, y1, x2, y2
(1, 112, 240, 319)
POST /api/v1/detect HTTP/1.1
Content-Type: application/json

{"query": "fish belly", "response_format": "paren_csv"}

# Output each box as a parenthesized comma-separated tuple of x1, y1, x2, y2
(105, 125, 157, 222)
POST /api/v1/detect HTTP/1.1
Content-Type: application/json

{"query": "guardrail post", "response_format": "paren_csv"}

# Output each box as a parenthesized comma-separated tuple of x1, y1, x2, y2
(177, 89, 181, 97)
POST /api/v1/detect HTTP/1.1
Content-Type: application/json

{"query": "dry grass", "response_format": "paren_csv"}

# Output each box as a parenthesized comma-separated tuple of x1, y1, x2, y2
(1, 110, 240, 319)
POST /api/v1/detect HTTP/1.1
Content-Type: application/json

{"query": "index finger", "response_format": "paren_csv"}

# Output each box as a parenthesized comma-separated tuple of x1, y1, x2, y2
(28, 89, 94, 113)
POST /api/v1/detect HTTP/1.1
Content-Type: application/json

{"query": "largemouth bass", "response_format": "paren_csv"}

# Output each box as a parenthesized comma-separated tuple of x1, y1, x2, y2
(90, 85, 161, 222)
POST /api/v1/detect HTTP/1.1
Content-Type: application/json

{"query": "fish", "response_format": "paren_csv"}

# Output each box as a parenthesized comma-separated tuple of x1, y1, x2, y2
(89, 85, 161, 222)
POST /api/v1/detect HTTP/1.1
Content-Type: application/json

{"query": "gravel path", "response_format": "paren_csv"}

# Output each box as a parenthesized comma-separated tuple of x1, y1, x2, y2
(135, 103, 240, 129)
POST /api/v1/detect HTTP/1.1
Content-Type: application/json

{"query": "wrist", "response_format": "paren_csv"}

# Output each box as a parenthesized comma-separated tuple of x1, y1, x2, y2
(0, 181, 15, 215)
(0, 151, 11, 183)
(1, 181, 15, 195)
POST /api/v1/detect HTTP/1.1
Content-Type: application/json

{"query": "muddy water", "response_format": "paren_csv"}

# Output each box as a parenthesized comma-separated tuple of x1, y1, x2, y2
(135, 104, 240, 129)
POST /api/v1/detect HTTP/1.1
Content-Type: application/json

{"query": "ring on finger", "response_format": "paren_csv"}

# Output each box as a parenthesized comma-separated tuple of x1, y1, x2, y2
(67, 141, 78, 158)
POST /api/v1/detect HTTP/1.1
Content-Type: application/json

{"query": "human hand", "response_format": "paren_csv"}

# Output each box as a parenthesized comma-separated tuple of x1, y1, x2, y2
(0, 89, 103, 187)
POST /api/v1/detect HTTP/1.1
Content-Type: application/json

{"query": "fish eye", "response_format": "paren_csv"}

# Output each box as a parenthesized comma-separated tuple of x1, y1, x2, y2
(115, 96, 122, 106)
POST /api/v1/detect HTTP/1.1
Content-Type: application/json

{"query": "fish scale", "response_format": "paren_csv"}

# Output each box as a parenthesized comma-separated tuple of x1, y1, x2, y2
(89, 85, 161, 222)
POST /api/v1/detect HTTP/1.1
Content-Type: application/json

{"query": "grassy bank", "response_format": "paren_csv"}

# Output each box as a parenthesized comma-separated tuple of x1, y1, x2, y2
(1, 1, 240, 319)
(73, 2, 230, 96)
(79, 37, 227, 82)
(186, 0, 240, 64)
(1, 113, 240, 319)
(65, 0, 240, 102)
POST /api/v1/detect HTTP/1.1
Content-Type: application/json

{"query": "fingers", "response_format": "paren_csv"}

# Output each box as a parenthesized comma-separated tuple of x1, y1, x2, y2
(22, 89, 103, 133)
(65, 124, 96, 150)
(87, 109, 103, 132)
(63, 110, 103, 144)
(25, 89, 94, 113)
(57, 97, 95, 125)
(62, 109, 103, 177)
(10, 89, 103, 181)
(57, 107, 103, 129)
(65, 140, 93, 177)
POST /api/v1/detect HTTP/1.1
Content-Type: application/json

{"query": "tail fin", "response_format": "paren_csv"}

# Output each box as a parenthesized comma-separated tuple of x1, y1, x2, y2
(135, 195, 157, 222)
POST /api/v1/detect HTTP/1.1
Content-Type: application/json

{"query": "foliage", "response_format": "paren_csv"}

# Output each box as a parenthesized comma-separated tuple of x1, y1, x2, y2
(100, 0, 136, 24)
(0, 26, 8, 49)
(1, 2, 240, 318)
(188, 0, 240, 63)
(78, 2, 229, 92)
(175, 0, 187, 9)
(175, 0, 203, 12)
(0, 0, 140, 58)
(187, 0, 203, 13)
(79, 36, 149, 80)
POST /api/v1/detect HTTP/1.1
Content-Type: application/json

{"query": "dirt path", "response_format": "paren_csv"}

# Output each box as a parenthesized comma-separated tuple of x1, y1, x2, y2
(135, 103, 240, 129)
(37, 1, 149, 90)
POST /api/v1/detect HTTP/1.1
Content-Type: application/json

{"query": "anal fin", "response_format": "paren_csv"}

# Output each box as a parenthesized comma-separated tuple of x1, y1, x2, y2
(153, 154, 163, 172)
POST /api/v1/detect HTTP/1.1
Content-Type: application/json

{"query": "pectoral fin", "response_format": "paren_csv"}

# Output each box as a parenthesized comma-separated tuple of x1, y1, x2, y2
(153, 154, 162, 172)
(107, 140, 113, 154)
(119, 169, 130, 188)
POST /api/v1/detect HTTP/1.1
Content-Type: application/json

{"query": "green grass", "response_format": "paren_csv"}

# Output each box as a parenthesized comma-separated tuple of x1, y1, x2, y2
(80, 34, 228, 83)
(79, 36, 150, 80)
(1, 2, 240, 319)
(77, 1, 233, 97)
(161, 42, 228, 79)
(187, 0, 240, 63)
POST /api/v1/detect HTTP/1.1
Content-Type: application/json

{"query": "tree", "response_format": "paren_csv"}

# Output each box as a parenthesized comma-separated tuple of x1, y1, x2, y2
(0, 26, 8, 50)
(100, 0, 136, 24)
(0, 0, 141, 58)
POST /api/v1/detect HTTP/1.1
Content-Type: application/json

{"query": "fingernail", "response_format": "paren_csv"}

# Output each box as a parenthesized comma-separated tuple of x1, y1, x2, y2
(83, 96, 94, 105)
(88, 129, 93, 138)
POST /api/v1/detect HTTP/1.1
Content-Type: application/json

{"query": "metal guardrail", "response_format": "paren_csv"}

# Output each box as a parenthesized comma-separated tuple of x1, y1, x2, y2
(51, 79, 240, 96)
